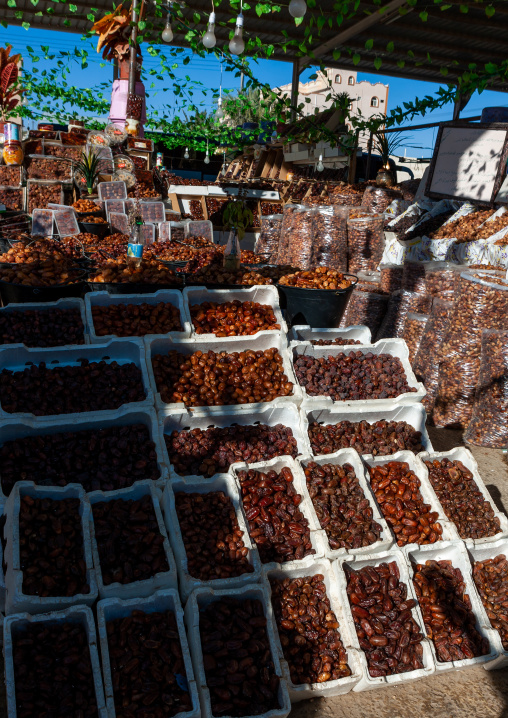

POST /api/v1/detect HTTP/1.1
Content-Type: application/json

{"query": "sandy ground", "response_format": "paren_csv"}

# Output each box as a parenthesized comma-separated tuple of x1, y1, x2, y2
(0, 427, 507, 718)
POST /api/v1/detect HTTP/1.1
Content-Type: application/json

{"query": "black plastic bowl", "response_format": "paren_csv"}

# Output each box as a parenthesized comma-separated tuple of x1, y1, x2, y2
(0, 273, 88, 305)
(78, 221, 110, 240)
(277, 274, 358, 328)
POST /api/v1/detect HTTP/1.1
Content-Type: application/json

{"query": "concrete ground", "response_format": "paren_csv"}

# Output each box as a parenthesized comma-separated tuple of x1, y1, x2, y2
(0, 427, 507, 717)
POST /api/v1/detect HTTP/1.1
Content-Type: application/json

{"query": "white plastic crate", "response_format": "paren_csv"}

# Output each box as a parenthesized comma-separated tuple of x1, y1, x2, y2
(162, 475, 262, 602)
(363, 450, 460, 551)
(0, 498, 5, 612)
(183, 285, 288, 340)
(418, 447, 508, 547)
(291, 339, 426, 408)
(88, 480, 177, 600)
(3, 482, 98, 615)
(0, 297, 89, 346)
(184, 583, 291, 718)
(146, 335, 301, 413)
(290, 325, 372, 345)
(185, 220, 213, 243)
(300, 401, 433, 460)
(467, 537, 508, 670)
(333, 549, 436, 691)
(0, 405, 168, 500)
(404, 541, 499, 673)
(4, 605, 108, 718)
(297, 450, 394, 559)
(97, 589, 200, 718)
(262, 558, 363, 701)
(85, 289, 192, 344)
(0, 338, 153, 421)
(229, 455, 328, 572)
(158, 402, 311, 485)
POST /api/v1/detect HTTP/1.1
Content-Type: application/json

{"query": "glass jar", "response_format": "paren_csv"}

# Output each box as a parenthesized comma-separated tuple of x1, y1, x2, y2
(3, 122, 23, 166)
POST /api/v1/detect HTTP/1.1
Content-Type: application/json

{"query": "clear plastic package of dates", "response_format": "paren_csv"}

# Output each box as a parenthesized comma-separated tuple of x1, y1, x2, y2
(380, 263, 403, 293)
(339, 288, 389, 337)
(402, 312, 430, 365)
(376, 289, 433, 340)
(276, 204, 307, 265)
(434, 273, 508, 429)
(361, 186, 402, 214)
(286, 206, 315, 269)
(311, 205, 348, 271)
(465, 329, 508, 448)
(402, 261, 427, 294)
(347, 213, 385, 273)
(255, 214, 283, 261)
(413, 299, 453, 416)
(424, 261, 461, 299)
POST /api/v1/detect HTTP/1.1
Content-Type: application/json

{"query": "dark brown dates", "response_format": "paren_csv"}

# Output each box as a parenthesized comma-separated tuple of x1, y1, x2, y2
(307, 419, 424, 456)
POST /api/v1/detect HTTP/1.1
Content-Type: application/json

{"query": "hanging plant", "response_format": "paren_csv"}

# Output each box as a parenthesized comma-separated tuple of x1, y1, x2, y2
(0, 45, 24, 124)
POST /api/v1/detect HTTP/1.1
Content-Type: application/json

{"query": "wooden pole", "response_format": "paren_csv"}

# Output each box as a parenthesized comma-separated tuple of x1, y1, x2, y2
(128, 0, 139, 96)
(290, 59, 300, 122)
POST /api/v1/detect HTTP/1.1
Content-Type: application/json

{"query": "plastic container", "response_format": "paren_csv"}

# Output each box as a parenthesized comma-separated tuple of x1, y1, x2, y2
(4, 605, 108, 718)
(229, 455, 328, 571)
(146, 334, 301, 413)
(85, 289, 191, 343)
(291, 338, 426, 408)
(3, 481, 98, 614)
(290, 324, 372, 345)
(0, 296, 88, 347)
(0, 271, 88, 305)
(185, 220, 214, 243)
(0, 405, 167, 500)
(105, 199, 126, 219)
(141, 222, 155, 245)
(184, 584, 291, 718)
(54, 207, 80, 236)
(98, 181, 127, 201)
(0, 338, 153, 420)
(162, 475, 262, 602)
(277, 278, 357, 329)
(363, 450, 460, 551)
(184, 285, 287, 339)
(140, 201, 165, 224)
(263, 558, 363, 701)
(467, 537, 508, 670)
(88, 480, 177, 600)
(418, 447, 508, 546)
(404, 541, 499, 672)
(159, 401, 310, 484)
(26, 179, 64, 214)
(108, 211, 129, 235)
(300, 401, 433, 459)
(31, 208, 54, 236)
(333, 549, 436, 691)
(298, 449, 393, 558)
(96, 589, 200, 718)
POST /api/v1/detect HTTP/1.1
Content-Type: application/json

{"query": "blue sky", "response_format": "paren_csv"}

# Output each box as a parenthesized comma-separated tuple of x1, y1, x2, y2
(4, 24, 508, 157)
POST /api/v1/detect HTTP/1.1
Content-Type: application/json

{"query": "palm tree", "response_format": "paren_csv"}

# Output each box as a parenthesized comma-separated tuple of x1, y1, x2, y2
(220, 88, 276, 126)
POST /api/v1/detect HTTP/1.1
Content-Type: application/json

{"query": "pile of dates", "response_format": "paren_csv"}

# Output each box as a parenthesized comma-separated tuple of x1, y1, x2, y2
(307, 419, 424, 456)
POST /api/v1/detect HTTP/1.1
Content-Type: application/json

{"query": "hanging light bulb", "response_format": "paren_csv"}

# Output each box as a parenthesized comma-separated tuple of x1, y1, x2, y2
(229, 13, 245, 55)
(203, 10, 217, 48)
(162, 4, 174, 43)
(184, 147, 189, 159)
(215, 96, 224, 121)
(289, 0, 307, 17)
(204, 139, 210, 164)
(316, 154, 324, 172)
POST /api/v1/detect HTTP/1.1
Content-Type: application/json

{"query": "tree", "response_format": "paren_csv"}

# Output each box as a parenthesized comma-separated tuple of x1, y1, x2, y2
(221, 87, 277, 126)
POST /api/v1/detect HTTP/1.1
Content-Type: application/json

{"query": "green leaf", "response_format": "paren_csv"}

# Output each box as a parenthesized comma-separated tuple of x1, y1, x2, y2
(7, 0, 16, 7)
(69, 3, 76, 10)
(333, 49, 341, 60)
(352, 53, 361, 65)
(419, 10, 428, 21)
(386, 40, 394, 52)
(440, 66, 448, 76)
(440, 4, 452, 9)
(365, 38, 373, 50)
(295, 16, 304, 25)
(374, 57, 382, 70)
(397, 59, 405, 68)
(460, 4, 468, 11)
(14, 11, 23, 18)
(485, 4, 495, 17)
(138, 19, 146, 30)
(485, 62, 497, 74)
(22, 20, 30, 28)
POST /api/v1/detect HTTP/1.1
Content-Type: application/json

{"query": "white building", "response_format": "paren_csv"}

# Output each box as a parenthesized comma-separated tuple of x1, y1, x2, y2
(277, 68, 389, 143)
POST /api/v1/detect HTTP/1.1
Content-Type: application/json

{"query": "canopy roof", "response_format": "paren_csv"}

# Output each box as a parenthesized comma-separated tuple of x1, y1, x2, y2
(6, 0, 508, 91)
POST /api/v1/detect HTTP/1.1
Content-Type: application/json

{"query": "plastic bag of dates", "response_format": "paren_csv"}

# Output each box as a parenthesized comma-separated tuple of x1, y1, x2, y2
(402, 261, 427, 294)
(311, 205, 348, 271)
(361, 186, 402, 214)
(464, 329, 508, 448)
(376, 289, 433, 340)
(424, 261, 461, 299)
(276, 203, 306, 265)
(412, 299, 453, 416)
(255, 214, 283, 261)
(339, 287, 389, 338)
(433, 273, 508, 429)
(347, 213, 385, 273)
(402, 312, 429, 365)
(380, 263, 403, 293)
(286, 206, 315, 269)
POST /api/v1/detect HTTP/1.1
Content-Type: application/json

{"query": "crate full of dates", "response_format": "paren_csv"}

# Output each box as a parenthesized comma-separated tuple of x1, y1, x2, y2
(229, 456, 328, 570)
(27, 156, 73, 182)
(162, 475, 261, 601)
(291, 338, 426, 408)
(183, 285, 287, 339)
(0, 297, 87, 348)
(86, 289, 192, 343)
(0, 338, 153, 420)
(333, 550, 436, 691)
(96, 589, 200, 718)
(418, 447, 508, 546)
(364, 451, 459, 550)
(26, 180, 64, 214)
(469, 537, 508, 670)
(298, 449, 393, 559)
(3, 481, 98, 615)
(406, 541, 498, 672)
(88, 480, 177, 600)
(265, 558, 363, 701)
(147, 334, 301, 412)
(183, 584, 291, 718)
(290, 324, 372, 345)
(0, 187, 25, 212)
(158, 401, 310, 484)
(301, 401, 433, 460)
(4, 605, 108, 718)
(0, 408, 166, 503)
